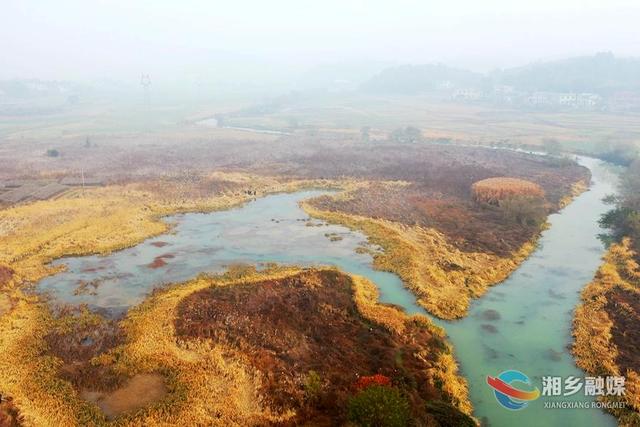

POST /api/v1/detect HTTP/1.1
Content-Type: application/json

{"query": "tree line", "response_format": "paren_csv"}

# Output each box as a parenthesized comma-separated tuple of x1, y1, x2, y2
(600, 156, 640, 255)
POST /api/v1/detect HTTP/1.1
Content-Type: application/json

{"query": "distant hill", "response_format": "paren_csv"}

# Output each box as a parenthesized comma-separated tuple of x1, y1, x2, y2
(493, 52, 640, 94)
(362, 53, 640, 95)
(360, 64, 484, 94)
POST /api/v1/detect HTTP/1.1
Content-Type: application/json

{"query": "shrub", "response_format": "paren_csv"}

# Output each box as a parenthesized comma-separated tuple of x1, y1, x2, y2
(46, 149, 60, 157)
(597, 141, 639, 166)
(304, 370, 322, 402)
(347, 385, 410, 427)
(354, 374, 392, 391)
(499, 195, 547, 227)
(599, 207, 640, 246)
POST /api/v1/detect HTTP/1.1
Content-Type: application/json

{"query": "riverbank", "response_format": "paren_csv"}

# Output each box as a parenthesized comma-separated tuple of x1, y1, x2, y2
(301, 200, 538, 319)
(301, 168, 588, 319)
(573, 239, 640, 425)
(433, 156, 618, 426)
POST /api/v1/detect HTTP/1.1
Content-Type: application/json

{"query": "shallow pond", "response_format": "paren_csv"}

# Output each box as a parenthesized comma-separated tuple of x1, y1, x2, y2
(39, 157, 617, 426)
(39, 190, 416, 316)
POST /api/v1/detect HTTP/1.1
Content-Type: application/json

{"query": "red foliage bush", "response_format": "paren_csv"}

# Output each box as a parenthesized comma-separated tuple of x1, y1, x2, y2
(354, 374, 392, 391)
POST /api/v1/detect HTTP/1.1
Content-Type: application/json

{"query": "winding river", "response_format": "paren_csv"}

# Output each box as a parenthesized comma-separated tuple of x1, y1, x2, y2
(433, 156, 618, 427)
(39, 157, 618, 426)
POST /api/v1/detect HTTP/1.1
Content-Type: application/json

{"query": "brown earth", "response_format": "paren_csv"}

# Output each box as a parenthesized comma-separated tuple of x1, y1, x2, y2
(0, 266, 13, 286)
(44, 310, 125, 391)
(175, 269, 471, 425)
(42, 309, 170, 420)
(310, 183, 541, 256)
(81, 374, 167, 420)
(0, 397, 22, 427)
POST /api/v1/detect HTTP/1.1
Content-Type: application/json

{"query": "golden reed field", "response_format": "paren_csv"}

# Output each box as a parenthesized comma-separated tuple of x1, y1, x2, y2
(0, 146, 590, 425)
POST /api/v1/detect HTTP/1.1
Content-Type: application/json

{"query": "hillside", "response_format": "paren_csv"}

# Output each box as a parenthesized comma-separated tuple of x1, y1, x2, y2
(361, 53, 640, 96)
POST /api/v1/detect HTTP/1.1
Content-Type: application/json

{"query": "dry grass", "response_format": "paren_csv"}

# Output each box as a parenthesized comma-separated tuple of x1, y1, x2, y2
(573, 239, 640, 426)
(0, 268, 299, 426)
(0, 264, 472, 426)
(559, 179, 589, 209)
(0, 145, 585, 423)
(471, 177, 545, 205)
(222, 94, 640, 149)
(174, 269, 472, 423)
(0, 172, 345, 290)
(302, 199, 536, 319)
(0, 174, 357, 426)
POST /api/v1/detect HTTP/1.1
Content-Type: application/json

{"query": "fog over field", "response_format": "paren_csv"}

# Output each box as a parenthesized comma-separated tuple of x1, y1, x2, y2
(2, 0, 640, 85)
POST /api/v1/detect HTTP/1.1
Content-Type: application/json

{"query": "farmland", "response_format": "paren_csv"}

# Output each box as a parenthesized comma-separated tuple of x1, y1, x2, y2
(208, 94, 640, 151)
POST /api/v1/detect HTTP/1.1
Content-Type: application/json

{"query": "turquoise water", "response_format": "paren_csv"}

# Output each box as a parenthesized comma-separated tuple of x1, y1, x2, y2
(39, 190, 416, 316)
(433, 157, 618, 427)
(38, 157, 618, 426)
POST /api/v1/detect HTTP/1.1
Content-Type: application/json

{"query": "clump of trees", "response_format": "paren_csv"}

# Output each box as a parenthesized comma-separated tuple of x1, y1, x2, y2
(347, 382, 410, 427)
(46, 149, 59, 157)
(597, 141, 639, 166)
(600, 158, 640, 254)
(498, 195, 547, 227)
(388, 126, 423, 143)
(345, 374, 476, 426)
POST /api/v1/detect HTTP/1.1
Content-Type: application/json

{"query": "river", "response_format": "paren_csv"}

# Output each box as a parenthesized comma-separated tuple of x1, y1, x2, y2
(38, 157, 618, 426)
(197, 117, 291, 135)
(431, 156, 618, 427)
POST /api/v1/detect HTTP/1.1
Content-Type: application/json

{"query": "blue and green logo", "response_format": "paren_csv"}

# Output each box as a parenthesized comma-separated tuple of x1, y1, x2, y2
(486, 370, 541, 410)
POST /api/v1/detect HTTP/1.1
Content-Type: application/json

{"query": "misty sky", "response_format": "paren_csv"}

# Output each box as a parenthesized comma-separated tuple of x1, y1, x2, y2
(2, 0, 639, 81)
